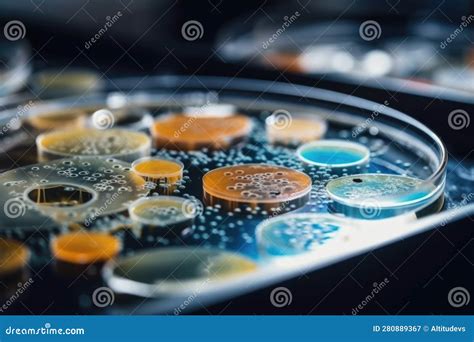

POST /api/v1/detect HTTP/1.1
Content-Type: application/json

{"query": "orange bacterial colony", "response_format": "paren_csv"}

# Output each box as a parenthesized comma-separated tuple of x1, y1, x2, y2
(51, 232, 120, 265)
(27, 109, 87, 131)
(150, 113, 252, 151)
(266, 114, 327, 145)
(132, 157, 183, 184)
(202, 164, 312, 211)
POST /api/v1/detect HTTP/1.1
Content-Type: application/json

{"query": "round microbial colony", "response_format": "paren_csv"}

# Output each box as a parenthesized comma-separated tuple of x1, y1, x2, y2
(151, 113, 252, 151)
(51, 232, 120, 265)
(36, 128, 151, 162)
(256, 213, 348, 257)
(202, 164, 312, 212)
(297, 139, 370, 169)
(326, 173, 438, 219)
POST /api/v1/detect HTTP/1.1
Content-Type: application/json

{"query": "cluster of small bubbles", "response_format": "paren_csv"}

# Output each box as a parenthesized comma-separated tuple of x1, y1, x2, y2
(0, 105, 440, 278)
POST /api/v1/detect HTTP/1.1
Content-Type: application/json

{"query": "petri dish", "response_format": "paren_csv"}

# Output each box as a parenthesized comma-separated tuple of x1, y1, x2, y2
(31, 68, 104, 97)
(150, 113, 252, 151)
(0, 76, 452, 312)
(256, 213, 348, 257)
(131, 157, 183, 185)
(128, 196, 200, 229)
(36, 128, 151, 162)
(104, 247, 257, 298)
(297, 140, 370, 169)
(266, 112, 327, 146)
(0, 239, 30, 277)
(51, 231, 120, 265)
(202, 164, 312, 212)
(326, 174, 441, 219)
(26, 109, 87, 131)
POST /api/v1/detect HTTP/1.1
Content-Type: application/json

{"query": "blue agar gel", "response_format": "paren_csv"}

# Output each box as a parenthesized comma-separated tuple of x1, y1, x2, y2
(326, 174, 436, 219)
(300, 146, 366, 166)
(256, 213, 345, 257)
(297, 140, 370, 169)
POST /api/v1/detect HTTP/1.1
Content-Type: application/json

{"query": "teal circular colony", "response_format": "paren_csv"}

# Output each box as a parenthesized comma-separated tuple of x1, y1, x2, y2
(326, 174, 441, 219)
(256, 213, 348, 257)
(296, 140, 370, 169)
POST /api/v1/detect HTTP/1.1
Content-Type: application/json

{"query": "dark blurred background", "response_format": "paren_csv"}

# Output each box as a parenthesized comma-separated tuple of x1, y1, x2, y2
(0, 0, 472, 74)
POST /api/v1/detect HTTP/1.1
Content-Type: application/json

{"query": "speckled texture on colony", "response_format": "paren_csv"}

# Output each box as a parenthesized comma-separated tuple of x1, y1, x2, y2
(257, 213, 346, 256)
(202, 164, 312, 210)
